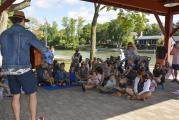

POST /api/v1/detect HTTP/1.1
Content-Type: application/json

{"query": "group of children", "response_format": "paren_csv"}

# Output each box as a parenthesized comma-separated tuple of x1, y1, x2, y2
(0, 54, 173, 101)
(36, 60, 68, 86)
(76, 55, 172, 101)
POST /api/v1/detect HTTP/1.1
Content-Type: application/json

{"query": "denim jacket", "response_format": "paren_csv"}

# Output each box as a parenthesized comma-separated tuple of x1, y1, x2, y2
(0, 24, 48, 69)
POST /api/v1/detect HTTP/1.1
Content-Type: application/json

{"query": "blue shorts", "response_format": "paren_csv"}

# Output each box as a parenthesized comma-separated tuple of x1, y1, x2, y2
(172, 64, 179, 70)
(7, 70, 37, 95)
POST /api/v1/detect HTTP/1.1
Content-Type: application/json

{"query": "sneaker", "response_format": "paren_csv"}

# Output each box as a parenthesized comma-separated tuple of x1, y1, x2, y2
(177, 80, 179, 83)
(58, 82, 62, 86)
(63, 82, 66, 86)
(37, 115, 44, 120)
(171, 79, 177, 82)
(81, 84, 86, 92)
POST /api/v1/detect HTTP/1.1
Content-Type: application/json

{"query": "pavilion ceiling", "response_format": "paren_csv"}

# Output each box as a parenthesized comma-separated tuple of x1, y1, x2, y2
(0, 0, 179, 15)
(0, 0, 15, 12)
(82, 0, 179, 15)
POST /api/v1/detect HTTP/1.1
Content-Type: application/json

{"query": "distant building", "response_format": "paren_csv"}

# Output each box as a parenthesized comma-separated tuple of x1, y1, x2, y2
(135, 36, 179, 50)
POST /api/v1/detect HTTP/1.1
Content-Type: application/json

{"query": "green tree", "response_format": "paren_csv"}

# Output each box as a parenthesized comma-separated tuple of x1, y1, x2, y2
(69, 18, 77, 49)
(28, 17, 40, 31)
(108, 11, 135, 47)
(132, 13, 148, 36)
(77, 17, 85, 45)
(143, 24, 161, 35)
(38, 21, 60, 47)
(96, 23, 109, 45)
(81, 24, 91, 44)
(174, 21, 179, 36)
(48, 21, 60, 46)
(59, 29, 67, 46)
(62, 17, 70, 48)
(90, 3, 106, 60)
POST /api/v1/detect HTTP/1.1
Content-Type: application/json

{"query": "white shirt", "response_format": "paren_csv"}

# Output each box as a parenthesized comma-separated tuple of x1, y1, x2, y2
(134, 77, 151, 95)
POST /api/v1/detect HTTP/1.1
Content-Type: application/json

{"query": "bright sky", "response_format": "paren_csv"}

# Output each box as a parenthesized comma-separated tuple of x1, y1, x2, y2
(15, 0, 179, 29)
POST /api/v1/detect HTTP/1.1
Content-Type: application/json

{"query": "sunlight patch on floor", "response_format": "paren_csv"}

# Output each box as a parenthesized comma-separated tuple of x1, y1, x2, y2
(105, 99, 179, 120)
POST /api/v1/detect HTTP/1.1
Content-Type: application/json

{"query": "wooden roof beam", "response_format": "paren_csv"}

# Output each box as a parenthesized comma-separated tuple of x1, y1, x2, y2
(171, 26, 179, 36)
(0, 0, 16, 13)
(172, 5, 179, 14)
(82, 0, 168, 15)
(105, 0, 168, 14)
(154, 13, 165, 35)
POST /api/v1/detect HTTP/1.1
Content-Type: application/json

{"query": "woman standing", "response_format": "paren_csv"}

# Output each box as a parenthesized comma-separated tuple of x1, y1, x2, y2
(156, 41, 167, 66)
(123, 42, 138, 68)
(125, 42, 138, 60)
(170, 42, 179, 82)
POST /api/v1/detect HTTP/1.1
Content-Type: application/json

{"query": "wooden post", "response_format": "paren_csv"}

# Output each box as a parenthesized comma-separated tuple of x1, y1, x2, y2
(164, 9, 173, 62)
(154, 13, 165, 35)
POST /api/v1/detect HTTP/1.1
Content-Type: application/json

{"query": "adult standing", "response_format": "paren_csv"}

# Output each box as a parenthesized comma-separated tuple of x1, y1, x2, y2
(125, 42, 138, 60)
(0, 11, 47, 120)
(170, 42, 179, 82)
(123, 42, 138, 67)
(156, 41, 167, 66)
(72, 48, 82, 71)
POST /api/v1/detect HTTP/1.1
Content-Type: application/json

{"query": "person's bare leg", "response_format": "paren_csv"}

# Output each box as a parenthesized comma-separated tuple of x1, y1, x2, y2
(171, 69, 174, 80)
(85, 84, 96, 89)
(126, 88, 134, 96)
(29, 92, 37, 120)
(137, 92, 152, 100)
(174, 70, 178, 80)
(12, 94, 21, 120)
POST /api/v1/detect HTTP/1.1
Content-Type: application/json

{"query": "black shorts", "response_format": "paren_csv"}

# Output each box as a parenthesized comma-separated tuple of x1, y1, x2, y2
(172, 64, 179, 70)
(7, 70, 37, 95)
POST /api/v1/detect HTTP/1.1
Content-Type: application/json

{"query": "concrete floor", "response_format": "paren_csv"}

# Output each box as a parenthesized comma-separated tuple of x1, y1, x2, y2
(0, 80, 179, 120)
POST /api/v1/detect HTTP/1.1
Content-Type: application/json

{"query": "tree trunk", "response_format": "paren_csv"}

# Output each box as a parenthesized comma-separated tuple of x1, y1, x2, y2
(0, 0, 31, 34)
(0, 10, 8, 33)
(90, 4, 100, 61)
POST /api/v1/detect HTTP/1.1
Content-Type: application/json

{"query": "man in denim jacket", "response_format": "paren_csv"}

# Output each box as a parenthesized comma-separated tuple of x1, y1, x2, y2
(0, 11, 47, 120)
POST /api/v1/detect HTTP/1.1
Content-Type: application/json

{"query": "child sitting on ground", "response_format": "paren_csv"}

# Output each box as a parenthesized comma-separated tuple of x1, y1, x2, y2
(98, 75, 117, 94)
(111, 77, 128, 96)
(82, 67, 103, 92)
(69, 66, 77, 84)
(153, 63, 165, 88)
(77, 62, 89, 81)
(55, 63, 68, 86)
(0, 77, 11, 99)
(148, 72, 157, 92)
(43, 69, 55, 86)
(82, 71, 102, 91)
(126, 71, 152, 101)
(124, 58, 137, 85)
(36, 61, 54, 86)
(164, 62, 174, 80)
(102, 61, 112, 85)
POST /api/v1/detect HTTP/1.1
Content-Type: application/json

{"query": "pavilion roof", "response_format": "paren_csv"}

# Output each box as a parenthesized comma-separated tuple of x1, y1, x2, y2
(1, 0, 179, 15)
(82, 0, 179, 16)
(0, 0, 15, 13)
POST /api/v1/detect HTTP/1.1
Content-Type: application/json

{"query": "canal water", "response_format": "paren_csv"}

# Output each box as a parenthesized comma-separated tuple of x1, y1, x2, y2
(54, 50, 156, 67)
